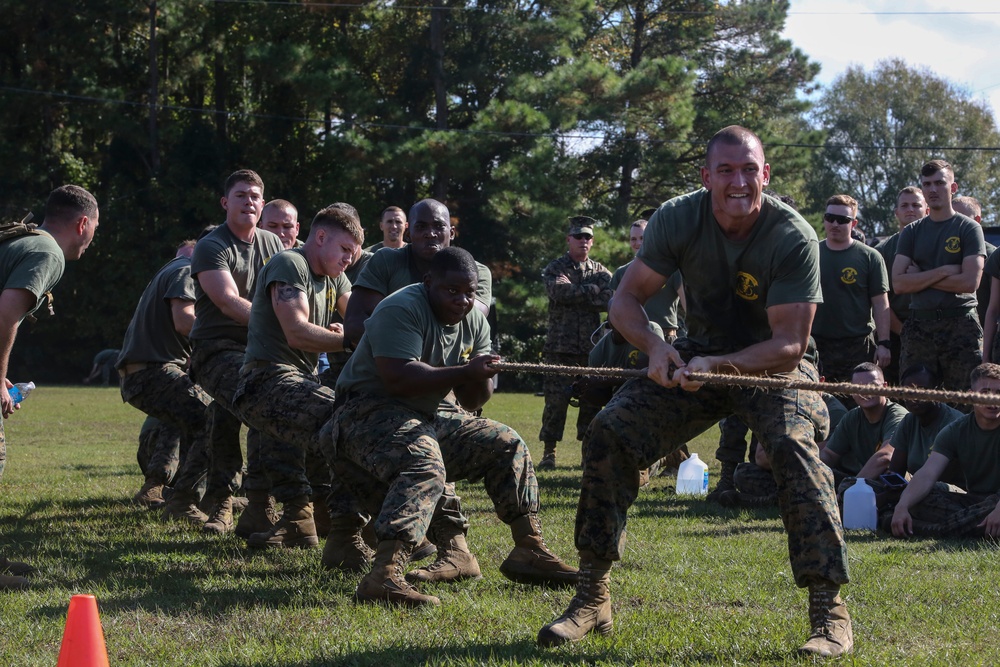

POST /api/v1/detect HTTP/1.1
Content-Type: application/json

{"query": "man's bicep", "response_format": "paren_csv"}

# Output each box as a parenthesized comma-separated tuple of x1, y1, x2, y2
(270, 282, 310, 325)
(616, 259, 669, 305)
(891, 254, 912, 278)
(198, 269, 240, 304)
(765, 302, 815, 347)
(0, 288, 38, 326)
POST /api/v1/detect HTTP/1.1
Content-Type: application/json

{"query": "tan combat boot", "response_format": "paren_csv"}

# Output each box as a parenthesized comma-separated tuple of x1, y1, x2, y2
(247, 495, 319, 548)
(410, 537, 437, 562)
(355, 540, 440, 607)
(133, 476, 166, 508)
(499, 514, 578, 587)
(537, 442, 557, 470)
(0, 574, 30, 591)
(312, 493, 332, 539)
(234, 490, 279, 539)
(202, 495, 234, 534)
(405, 533, 481, 583)
(537, 552, 613, 647)
(798, 584, 854, 657)
(322, 523, 375, 572)
(161, 490, 208, 526)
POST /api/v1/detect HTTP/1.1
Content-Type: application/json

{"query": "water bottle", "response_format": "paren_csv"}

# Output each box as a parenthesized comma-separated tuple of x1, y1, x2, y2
(842, 478, 877, 530)
(676, 452, 709, 495)
(8, 381, 35, 404)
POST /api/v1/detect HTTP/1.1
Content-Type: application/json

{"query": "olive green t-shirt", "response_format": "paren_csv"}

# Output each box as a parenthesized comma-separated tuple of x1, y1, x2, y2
(875, 232, 910, 322)
(890, 404, 964, 478)
(812, 240, 889, 339)
(639, 190, 821, 354)
(896, 213, 985, 310)
(611, 263, 682, 331)
(932, 413, 1000, 494)
(118, 256, 196, 366)
(336, 283, 491, 418)
(0, 231, 65, 323)
(588, 322, 664, 369)
(354, 245, 492, 307)
(825, 401, 908, 475)
(245, 248, 351, 374)
(190, 224, 284, 344)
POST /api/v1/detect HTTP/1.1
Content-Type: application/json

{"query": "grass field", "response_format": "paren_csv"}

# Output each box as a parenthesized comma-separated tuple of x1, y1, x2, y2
(2, 386, 1000, 666)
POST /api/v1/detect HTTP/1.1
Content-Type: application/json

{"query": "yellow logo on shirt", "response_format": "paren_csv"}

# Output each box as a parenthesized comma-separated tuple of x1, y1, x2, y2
(460, 346, 473, 364)
(735, 271, 759, 301)
(840, 267, 858, 285)
(945, 236, 962, 253)
(628, 349, 639, 368)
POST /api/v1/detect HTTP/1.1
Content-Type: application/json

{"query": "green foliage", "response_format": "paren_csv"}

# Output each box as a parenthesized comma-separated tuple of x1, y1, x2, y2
(806, 58, 1000, 237)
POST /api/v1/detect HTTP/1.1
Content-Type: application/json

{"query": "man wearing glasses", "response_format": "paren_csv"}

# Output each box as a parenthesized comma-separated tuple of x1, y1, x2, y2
(891, 160, 986, 392)
(811, 194, 891, 392)
(538, 217, 613, 469)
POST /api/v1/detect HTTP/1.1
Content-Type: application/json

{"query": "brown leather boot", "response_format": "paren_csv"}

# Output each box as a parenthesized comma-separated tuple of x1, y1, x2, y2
(537, 552, 613, 647)
(355, 540, 440, 607)
(247, 495, 319, 549)
(161, 490, 208, 526)
(500, 514, 578, 587)
(706, 460, 739, 502)
(234, 490, 279, 539)
(410, 537, 437, 562)
(322, 523, 375, 572)
(537, 442, 557, 470)
(405, 533, 481, 583)
(798, 584, 853, 657)
(133, 476, 166, 508)
(202, 495, 234, 534)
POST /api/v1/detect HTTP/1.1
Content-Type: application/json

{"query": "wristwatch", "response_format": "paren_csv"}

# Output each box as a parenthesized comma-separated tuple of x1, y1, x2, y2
(877, 339, 891, 348)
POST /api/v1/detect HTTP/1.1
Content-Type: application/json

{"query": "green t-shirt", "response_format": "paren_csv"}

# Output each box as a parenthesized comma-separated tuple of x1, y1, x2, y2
(190, 224, 284, 344)
(825, 401, 908, 475)
(611, 263, 682, 331)
(0, 231, 65, 323)
(875, 232, 910, 322)
(336, 283, 492, 417)
(639, 190, 821, 354)
(118, 256, 196, 366)
(588, 322, 664, 369)
(824, 394, 849, 441)
(353, 245, 492, 307)
(896, 213, 986, 310)
(890, 404, 964, 476)
(932, 413, 1000, 495)
(813, 240, 888, 338)
(245, 248, 351, 374)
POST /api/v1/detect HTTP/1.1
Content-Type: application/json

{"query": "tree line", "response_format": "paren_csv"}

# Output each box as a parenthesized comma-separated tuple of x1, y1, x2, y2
(1, 1, 997, 382)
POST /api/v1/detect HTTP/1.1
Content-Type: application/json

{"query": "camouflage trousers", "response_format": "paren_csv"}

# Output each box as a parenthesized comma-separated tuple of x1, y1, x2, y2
(716, 416, 757, 464)
(884, 487, 998, 538)
(136, 416, 183, 484)
(733, 461, 778, 497)
(813, 333, 875, 385)
(576, 364, 849, 588)
(120, 363, 212, 486)
(172, 339, 262, 499)
(233, 364, 337, 503)
(327, 395, 538, 547)
(539, 352, 599, 443)
(901, 312, 982, 392)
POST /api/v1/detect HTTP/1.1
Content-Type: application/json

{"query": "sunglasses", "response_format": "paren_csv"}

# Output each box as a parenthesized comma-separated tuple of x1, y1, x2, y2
(823, 213, 855, 225)
(571, 233, 593, 240)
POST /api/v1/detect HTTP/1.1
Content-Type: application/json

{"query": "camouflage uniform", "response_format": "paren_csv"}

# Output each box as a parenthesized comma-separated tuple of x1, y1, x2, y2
(328, 395, 537, 546)
(577, 361, 848, 587)
(136, 416, 183, 484)
(884, 489, 998, 537)
(540, 253, 612, 443)
(900, 313, 983, 392)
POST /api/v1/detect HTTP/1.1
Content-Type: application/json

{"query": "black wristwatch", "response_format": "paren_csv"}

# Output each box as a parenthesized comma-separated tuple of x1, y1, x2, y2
(877, 339, 891, 348)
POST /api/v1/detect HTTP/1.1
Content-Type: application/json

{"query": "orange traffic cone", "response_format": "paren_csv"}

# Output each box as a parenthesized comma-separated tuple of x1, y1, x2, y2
(56, 594, 109, 667)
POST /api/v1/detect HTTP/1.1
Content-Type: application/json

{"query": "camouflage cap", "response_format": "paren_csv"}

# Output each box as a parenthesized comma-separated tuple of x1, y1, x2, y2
(568, 215, 596, 236)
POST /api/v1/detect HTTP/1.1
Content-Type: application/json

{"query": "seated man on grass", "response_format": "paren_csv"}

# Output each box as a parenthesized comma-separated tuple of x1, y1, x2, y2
(890, 362, 1000, 538)
(326, 247, 577, 606)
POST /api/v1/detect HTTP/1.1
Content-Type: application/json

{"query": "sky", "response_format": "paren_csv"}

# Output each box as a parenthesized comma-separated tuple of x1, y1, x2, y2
(781, 1, 1000, 123)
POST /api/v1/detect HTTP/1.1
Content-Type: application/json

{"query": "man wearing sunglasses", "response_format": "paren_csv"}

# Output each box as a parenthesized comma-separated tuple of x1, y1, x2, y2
(891, 160, 986, 392)
(538, 216, 613, 470)
(811, 195, 891, 396)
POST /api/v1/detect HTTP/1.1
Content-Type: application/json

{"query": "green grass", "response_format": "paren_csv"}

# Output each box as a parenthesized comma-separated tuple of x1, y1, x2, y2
(2, 386, 1000, 665)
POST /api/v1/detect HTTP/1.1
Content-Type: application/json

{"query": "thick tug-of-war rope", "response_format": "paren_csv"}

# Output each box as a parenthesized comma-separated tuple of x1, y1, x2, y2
(490, 361, 1000, 407)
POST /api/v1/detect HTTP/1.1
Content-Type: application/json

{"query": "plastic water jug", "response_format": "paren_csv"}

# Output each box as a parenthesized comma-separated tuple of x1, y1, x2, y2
(842, 478, 877, 530)
(676, 453, 709, 495)
(8, 381, 35, 404)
